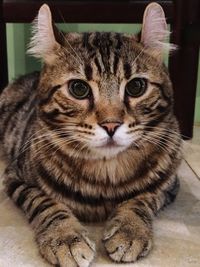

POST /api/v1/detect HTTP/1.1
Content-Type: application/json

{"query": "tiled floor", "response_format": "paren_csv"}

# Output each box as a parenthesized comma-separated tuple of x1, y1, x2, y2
(0, 127, 199, 267)
(184, 126, 200, 179)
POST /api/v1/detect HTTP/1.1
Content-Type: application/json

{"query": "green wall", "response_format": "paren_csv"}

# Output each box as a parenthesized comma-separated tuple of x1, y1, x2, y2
(6, 23, 200, 124)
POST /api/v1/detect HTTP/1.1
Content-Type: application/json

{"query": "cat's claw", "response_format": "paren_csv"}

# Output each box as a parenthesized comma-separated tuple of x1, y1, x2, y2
(103, 216, 152, 263)
(36, 224, 95, 267)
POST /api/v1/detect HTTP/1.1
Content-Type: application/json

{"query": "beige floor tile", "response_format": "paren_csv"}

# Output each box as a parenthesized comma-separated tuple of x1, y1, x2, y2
(184, 126, 200, 178)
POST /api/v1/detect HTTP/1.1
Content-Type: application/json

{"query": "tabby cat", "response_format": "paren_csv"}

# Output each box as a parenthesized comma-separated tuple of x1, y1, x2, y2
(0, 2, 182, 267)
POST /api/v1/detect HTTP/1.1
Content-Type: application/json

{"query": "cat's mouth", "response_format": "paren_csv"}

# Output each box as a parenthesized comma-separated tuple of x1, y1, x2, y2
(102, 139, 121, 148)
(91, 139, 127, 159)
(94, 138, 124, 149)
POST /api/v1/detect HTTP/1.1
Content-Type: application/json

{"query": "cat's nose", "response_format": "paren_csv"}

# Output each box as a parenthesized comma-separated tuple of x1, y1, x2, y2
(100, 122, 121, 137)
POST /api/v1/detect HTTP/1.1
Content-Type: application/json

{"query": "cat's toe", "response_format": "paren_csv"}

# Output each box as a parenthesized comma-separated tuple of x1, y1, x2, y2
(69, 234, 95, 267)
(37, 226, 95, 267)
(103, 218, 152, 263)
(121, 239, 152, 262)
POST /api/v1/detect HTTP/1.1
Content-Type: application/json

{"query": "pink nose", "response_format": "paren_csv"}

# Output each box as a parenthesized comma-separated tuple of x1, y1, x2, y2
(100, 122, 121, 137)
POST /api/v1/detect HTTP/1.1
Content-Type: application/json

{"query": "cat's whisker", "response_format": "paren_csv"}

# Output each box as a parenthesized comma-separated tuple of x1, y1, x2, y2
(59, 33, 84, 68)
(25, 127, 89, 156)
(141, 124, 181, 138)
(15, 132, 89, 171)
(19, 128, 49, 152)
(19, 130, 70, 156)
(19, 128, 76, 156)
(132, 47, 146, 67)
(141, 136, 171, 154)
(131, 140, 140, 149)
(61, 42, 84, 69)
(49, 136, 89, 159)
(56, 9, 84, 67)
(143, 131, 182, 147)
(142, 138, 169, 152)
(128, 125, 181, 150)
(141, 125, 188, 139)
(141, 133, 173, 152)
(148, 129, 186, 144)
(33, 130, 75, 146)
(147, 135, 180, 153)
(7, 131, 59, 167)
(58, 135, 91, 151)
(32, 136, 78, 159)
(49, 134, 89, 150)
(20, 133, 53, 152)
(143, 131, 179, 146)
(18, 123, 79, 154)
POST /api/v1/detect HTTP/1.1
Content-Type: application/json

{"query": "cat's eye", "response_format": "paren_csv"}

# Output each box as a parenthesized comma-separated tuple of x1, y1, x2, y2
(125, 78, 147, 97)
(68, 79, 91, 99)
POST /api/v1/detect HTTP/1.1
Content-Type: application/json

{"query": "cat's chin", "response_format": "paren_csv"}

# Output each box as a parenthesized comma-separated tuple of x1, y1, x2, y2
(90, 145, 127, 159)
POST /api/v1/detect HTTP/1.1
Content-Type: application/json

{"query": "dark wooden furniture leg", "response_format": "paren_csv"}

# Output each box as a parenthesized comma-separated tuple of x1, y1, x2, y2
(169, 0, 200, 138)
(0, 3, 8, 92)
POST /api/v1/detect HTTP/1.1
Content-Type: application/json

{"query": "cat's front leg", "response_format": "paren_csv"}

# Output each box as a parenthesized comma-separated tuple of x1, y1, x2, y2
(4, 170, 95, 267)
(103, 199, 153, 263)
(103, 177, 179, 263)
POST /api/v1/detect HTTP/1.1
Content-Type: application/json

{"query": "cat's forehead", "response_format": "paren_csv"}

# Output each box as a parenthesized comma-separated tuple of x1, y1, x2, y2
(59, 32, 159, 80)
(64, 32, 136, 52)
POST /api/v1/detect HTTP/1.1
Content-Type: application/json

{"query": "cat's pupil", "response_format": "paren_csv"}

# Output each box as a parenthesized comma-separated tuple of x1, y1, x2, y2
(69, 80, 90, 99)
(125, 78, 147, 97)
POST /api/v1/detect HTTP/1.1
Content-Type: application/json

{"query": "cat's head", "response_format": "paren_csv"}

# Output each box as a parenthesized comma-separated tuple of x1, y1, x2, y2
(29, 3, 176, 159)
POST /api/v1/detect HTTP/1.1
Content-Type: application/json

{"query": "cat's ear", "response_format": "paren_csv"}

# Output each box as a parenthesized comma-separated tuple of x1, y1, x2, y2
(28, 4, 60, 62)
(141, 2, 175, 59)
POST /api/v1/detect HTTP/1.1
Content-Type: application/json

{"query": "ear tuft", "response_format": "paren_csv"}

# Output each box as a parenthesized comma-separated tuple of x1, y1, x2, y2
(28, 4, 59, 61)
(141, 3, 176, 58)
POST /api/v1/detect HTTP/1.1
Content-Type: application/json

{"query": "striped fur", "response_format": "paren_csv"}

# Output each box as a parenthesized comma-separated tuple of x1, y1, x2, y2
(0, 5, 182, 267)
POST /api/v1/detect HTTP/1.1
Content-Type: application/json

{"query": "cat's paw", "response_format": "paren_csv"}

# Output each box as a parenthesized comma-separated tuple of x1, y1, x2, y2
(102, 215, 152, 263)
(36, 221, 95, 267)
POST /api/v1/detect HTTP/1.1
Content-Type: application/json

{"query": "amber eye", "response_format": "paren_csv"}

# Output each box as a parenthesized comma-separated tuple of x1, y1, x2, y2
(125, 78, 147, 97)
(68, 80, 91, 99)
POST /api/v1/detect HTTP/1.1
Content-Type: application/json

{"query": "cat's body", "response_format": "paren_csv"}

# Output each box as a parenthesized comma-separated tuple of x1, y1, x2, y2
(0, 3, 182, 267)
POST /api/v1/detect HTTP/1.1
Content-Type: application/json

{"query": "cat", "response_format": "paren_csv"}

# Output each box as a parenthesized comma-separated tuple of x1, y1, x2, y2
(0, 2, 182, 267)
